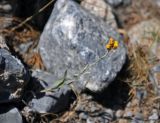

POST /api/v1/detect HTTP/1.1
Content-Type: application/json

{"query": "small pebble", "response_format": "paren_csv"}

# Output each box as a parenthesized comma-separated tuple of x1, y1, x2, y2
(104, 109, 114, 120)
(86, 117, 94, 123)
(115, 110, 124, 118)
(134, 112, 144, 120)
(131, 99, 139, 107)
(2, 4, 12, 11)
(118, 119, 128, 123)
(131, 119, 144, 123)
(124, 111, 133, 117)
(96, 117, 105, 123)
(126, 102, 131, 107)
(79, 112, 88, 120)
(152, 64, 160, 72)
(136, 89, 147, 101)
(132, 112, 144, 123)
(152, 109, 158, 114)
(90, 105, 97, 112)
(149, 113, 159, 120)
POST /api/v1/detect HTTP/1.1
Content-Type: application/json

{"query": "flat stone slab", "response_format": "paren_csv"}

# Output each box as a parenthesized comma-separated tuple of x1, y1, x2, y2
(0, 107, 23, 123)
(23, 70, 72, 113)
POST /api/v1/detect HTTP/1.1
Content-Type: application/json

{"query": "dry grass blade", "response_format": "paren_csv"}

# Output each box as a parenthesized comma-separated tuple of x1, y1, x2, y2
(40, 70, 68, 93)
(27, 53, 44, 69)
(125, 43, 150, 86)
(11, 0, 55, 31)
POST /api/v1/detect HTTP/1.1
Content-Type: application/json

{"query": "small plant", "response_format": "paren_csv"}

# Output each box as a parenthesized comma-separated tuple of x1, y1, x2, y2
(106, 37, 119, 50)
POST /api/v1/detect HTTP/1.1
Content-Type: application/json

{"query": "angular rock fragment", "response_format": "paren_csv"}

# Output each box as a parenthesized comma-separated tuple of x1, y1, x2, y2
(0, 36, 29, 102)
(149, 64, 160, 96)
(38, 0, 126, 92)
(24, 70, 72, 113)
(0, 107, 23, 123)
(128, 19, 160, 46)
(81, 0, 117, 29)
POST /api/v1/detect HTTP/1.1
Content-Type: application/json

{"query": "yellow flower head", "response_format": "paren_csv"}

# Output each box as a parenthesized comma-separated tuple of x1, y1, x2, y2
(109, 37, 114, 46)
(106, 44, 111, 50)
(106, 37, 119, 50)
(113, 41, 119, 49)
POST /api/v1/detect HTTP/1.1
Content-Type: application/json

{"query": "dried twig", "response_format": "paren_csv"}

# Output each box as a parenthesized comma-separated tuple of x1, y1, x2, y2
(11, 0, 55, 31)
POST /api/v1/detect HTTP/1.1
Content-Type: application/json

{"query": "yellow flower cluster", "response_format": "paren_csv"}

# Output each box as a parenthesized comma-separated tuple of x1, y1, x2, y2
(106, 37, 119, 50)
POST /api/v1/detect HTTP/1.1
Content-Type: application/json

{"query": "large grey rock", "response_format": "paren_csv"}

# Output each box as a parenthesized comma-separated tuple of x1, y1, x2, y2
(24, 70, 72, 113)
(0, 43, 29, 102)
(38, 0, 126, 92)
(0, 107, 23, 123)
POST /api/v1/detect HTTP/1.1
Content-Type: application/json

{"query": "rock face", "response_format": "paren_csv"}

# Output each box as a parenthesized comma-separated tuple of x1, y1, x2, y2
(0, 39, 29, 102)
(23, 70, 72, 113)
(38, 0, 126, 92)
(81, 0, 117, 29)
(128, 19, 160, 60)
(128, 19, 160, 45)
(0, 107, 23, 123)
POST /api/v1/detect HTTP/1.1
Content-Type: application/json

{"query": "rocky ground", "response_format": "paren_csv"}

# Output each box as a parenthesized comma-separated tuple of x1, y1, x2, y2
(0, 0, 159, 123)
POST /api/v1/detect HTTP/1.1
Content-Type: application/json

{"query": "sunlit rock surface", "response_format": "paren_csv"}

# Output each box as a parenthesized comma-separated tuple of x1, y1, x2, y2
(38, 0, 126, 92)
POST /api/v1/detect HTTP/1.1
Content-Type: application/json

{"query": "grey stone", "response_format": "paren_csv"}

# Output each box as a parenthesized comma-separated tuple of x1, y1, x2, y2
(128, 19, 160, 46)
(26, 70, 72, 113)
(87, 117, 95, 123)
(105, 0, 131, 7)
(73, 93, 114, 122)
(81, 0, 117, 29)
(0, 107, 23, 123)
(1, 4, 12, 12)
(115, 110, 124, 118)
(104, 109, 114, 120)
(152, 64, 160, 73)
(0, 1, 13, 15)
(38, 0, 126, 92)
(149, 109, 159, 121)
(131, 120, 144, 123)
(132, 112, 144, 123)
(28, 85, 71, 113)
(0, 47, 29, 103)
(124, 111, 133, 117)
(79, 112, 88, 120)
(149, 113, 159, 120)
(149, 64, 160, 96)
(96, 117, 106, 123)
(136, 89, 147, 101)
(31, 69, 59, 89)
(151, 0, 160, 8)
(90, 106, 98, 112)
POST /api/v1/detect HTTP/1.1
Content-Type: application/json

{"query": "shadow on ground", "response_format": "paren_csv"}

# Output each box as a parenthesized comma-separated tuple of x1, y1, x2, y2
(87, 80, 131, 110)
